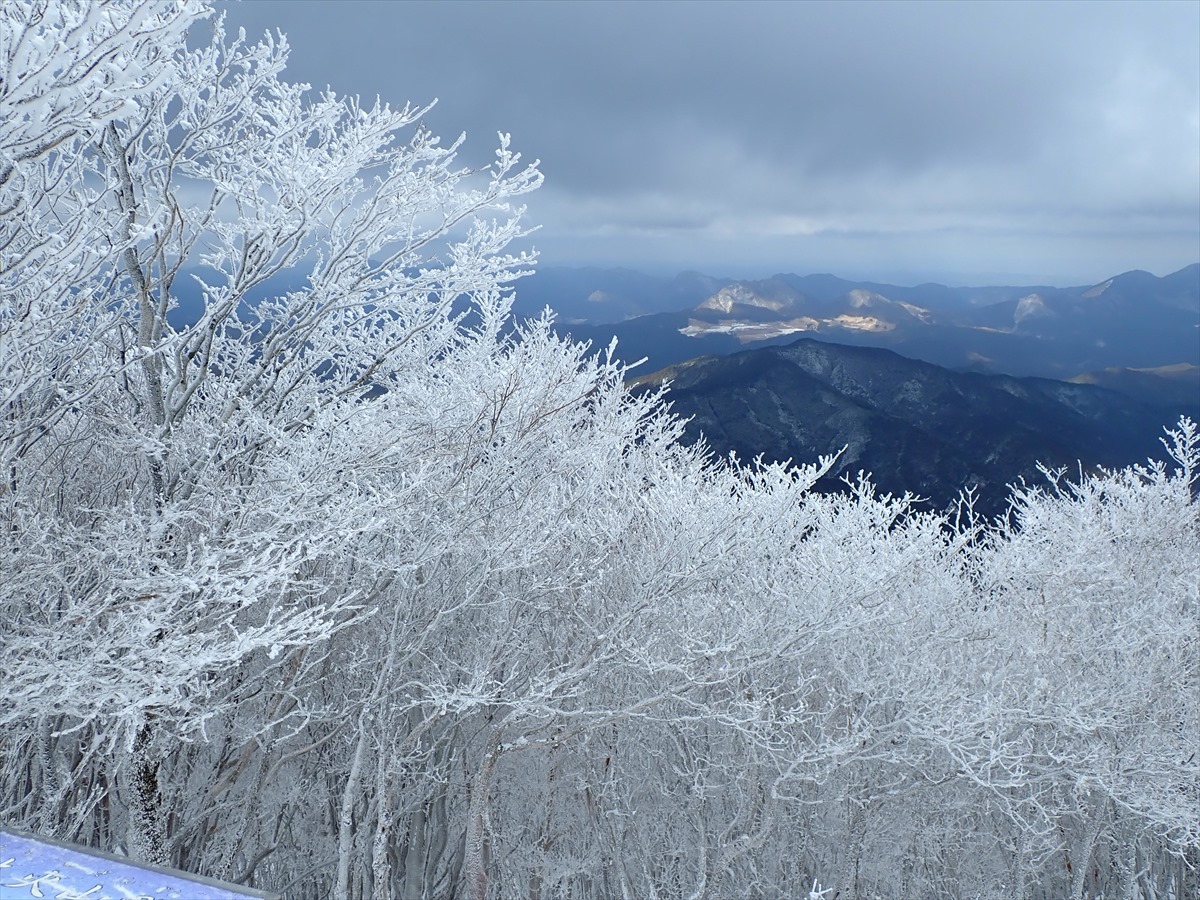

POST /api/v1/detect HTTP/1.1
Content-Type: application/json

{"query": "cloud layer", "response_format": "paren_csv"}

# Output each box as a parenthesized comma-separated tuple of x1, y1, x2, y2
(217, 0, 1199, 285)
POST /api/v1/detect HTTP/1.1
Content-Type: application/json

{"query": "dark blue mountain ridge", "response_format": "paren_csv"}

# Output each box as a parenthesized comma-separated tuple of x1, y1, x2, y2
(633, 336, 1191, 515)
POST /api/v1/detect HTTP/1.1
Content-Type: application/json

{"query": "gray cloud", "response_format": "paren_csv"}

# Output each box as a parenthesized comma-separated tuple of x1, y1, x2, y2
(216, 0, 1198, 284)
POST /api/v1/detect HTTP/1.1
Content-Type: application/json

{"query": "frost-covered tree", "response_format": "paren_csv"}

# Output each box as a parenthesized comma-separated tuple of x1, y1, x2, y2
(2, 3, 1197, 898)
(2, 0, 543, 877)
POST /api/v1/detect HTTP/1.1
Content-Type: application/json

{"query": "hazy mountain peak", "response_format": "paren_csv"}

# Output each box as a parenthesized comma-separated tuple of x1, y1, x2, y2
(697, 281, 801, 313)
(848, 288, 887, 308)
(1014, 293, 1050, 324)
(897, 301, 934, 323)
(1081, 279, 1113, 299)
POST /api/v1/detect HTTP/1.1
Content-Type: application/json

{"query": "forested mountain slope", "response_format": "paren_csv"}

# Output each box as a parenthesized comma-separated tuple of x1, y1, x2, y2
(640, 338, 1191, 511)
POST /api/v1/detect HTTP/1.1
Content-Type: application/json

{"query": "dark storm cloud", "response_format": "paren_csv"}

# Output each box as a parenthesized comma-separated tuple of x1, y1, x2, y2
(216, 0, 1198, 284)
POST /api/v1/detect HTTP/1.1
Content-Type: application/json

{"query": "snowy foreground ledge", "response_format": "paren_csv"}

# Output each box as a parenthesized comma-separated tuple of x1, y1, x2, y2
(0, 828, 279, 900)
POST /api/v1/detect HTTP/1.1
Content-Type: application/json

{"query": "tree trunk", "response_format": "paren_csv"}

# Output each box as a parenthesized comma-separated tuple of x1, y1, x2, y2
(1070, 795, 1104, 900)
(126, 725, 168, 867)
(835, 796, 868, 900)
(462, 731, 500, 900)
(371, 753, 393, 900)
(335, 722, 368, 899)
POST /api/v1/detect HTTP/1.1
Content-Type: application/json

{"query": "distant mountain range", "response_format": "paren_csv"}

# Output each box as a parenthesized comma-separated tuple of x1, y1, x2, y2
(532, 264, 1199, 392)
(513, 263, 1199, 510)
(173, 263, 1198, 399)
(635, 338, 1192, 514)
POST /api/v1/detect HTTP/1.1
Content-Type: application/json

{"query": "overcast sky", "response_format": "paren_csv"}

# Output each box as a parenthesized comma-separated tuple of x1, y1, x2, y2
(216, 0, 1199, 286)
